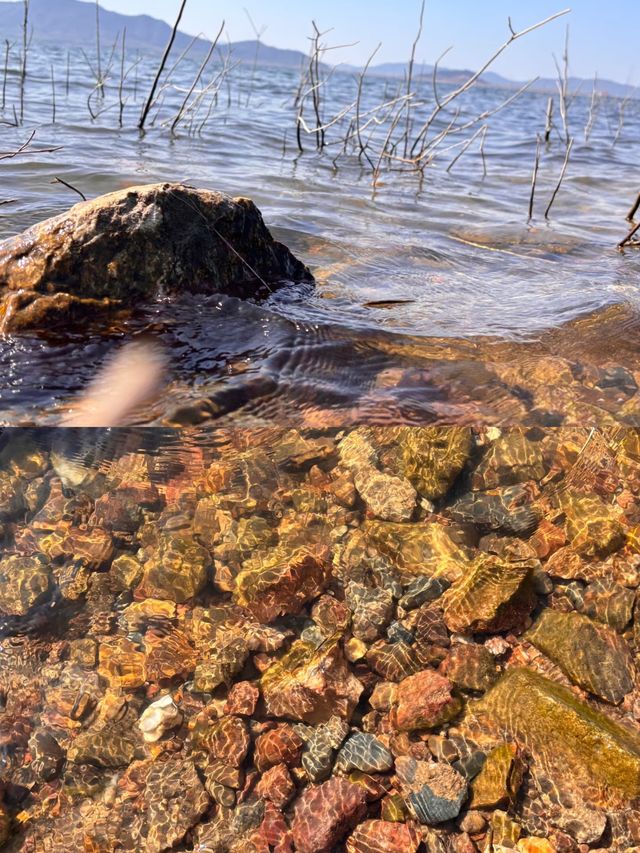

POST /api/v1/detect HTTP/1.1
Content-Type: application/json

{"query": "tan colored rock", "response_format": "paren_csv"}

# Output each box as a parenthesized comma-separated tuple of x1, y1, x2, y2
(0, 183, 312, 332)
(138, 694, 182, 743)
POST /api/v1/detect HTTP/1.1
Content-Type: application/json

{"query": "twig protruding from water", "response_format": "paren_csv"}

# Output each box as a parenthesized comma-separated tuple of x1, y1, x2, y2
(544, 96, 554, 143)
(544, 136, 573, 219)
(528, 133, 542, 221)
(626, 190, 640, 223)
(51, 176, 87, 201)
(19, 0, 29, 124)
(139, 0, 188, 131)
(618, 221, 640, 250)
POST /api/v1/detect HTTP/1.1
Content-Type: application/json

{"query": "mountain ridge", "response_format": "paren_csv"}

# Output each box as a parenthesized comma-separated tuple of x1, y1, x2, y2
(0, 0, 635, 99)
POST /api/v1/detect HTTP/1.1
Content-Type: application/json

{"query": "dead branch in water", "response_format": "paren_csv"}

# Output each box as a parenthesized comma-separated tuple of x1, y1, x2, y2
(584, 73, 599, 143)
(544, 96, 554, 143)
(618, 221, 640, 249)
(19, 0, 29, 124)
(244, 8, 267, 107)
(410, 9, 569, 159)
(139, 0, 188, 130)
(544, 136, 573, 219)
(402, 0, 425, 157)
(95, 0, 103, 95)
(612, 89, 635, 147)
(118, 28, 126, 127)
(445, 123, 487, 173)
(2, 40, 12, 111)
(528, 133, 542, 221)
(51, 176, 87, 201)
(552, 25, 571, 145)
(626, 190, 640, 222)
(0, 130, 62, 160)
(170, 19, 224, 133)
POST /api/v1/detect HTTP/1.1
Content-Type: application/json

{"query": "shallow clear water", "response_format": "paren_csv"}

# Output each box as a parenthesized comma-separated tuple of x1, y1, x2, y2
(0, 44, 639, 426)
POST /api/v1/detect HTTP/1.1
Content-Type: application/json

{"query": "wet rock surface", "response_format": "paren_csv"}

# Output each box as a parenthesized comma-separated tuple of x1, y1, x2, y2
(1, 425, 640, 850)
(0, 183, 312, 332)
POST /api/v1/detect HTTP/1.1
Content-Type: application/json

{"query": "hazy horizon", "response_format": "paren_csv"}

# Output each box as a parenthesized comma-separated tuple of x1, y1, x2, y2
(56, 0, 639, 86)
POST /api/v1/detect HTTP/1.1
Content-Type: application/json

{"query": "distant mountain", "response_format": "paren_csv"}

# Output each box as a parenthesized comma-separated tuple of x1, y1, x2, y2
(0, 0, 307, 68)
(342, 62, 637, 100)
(0, 0, 635, 98)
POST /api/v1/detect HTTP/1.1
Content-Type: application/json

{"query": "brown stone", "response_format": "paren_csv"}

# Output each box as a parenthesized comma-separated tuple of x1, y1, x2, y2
(291, 776, 368, 853)
(255, 763, 296, 808)
(254, 724, 304, 773)
(393, 669, 461, 731)
(0, 183, 312, 332)
(346, 819, 421, 853)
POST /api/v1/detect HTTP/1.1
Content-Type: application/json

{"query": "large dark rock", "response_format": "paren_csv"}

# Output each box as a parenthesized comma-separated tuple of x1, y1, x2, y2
(0, 182, 312, 332)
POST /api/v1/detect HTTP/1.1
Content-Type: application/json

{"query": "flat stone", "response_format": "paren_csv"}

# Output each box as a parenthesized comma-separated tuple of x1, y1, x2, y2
(395, 756, 468, 824)
(354, 467, 417, 522)
(469, 743, 524, 808)
(261, 638, 363, 724)
(393, 668, 461, 731)
(291, 777, 368, 853)
(526, 609, 634, 704)
(441, 555, 537, 634)
(346, 819, 421, 853)
(335, 732, 394, 774)
(472, 667, 640, 801)
(0, 183, 311, 332)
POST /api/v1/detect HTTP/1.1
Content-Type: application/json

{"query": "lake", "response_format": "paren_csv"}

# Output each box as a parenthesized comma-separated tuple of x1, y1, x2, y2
(0, 43, 639, 427)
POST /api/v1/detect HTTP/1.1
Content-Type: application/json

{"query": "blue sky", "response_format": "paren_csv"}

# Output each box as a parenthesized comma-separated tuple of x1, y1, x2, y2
(96, 0, 636, 84)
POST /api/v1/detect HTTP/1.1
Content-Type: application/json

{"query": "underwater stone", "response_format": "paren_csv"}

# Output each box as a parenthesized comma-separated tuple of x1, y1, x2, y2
(138, 694, 182, 743)
(345, 582, 395, 643)
(261, 638, 363, 724)
(393, 668, 461, 731)
(395, 755, 468, 825)
(295, 716, 350, 782)
(335, 732, 394, 774)
(441, 555, 537, 634)
(291, 776, 368, 853)
(473, 667, 640, 799)
(346, 820, 421, 853)
(138, 533, 209, 603)
(0, 553, 51, 616)
(254, 724, 304, 773)
(354, 467, 417, 522)
(233, 544, 330, 623)
(0, 183, 312, 332)
(525, 609, 634, 704)
(469, 742, 524, 809)
(440, 643, 499, 693)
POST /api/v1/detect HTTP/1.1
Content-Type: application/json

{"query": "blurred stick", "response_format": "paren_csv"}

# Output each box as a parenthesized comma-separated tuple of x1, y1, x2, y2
(626, 190, 640, 222)
(51, 176, 86, 201)
(170, 19, 224, 133)
(139, 0, 188, 130)
(2, 40, 12, 111)
(19, 0, 29, 123)
(544, 95, 553, 143)
(618, 221, 640, 249)
(118, 28, 126, 126)
(528, 133, 541, 221)
(95, 0, 103, 95)
(583, 73, 598, 143)
(544, 136, 573, 219)
(403, 0, 425, 157)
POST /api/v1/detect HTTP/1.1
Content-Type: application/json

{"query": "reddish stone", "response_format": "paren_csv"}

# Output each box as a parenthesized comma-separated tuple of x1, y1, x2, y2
(260, 802, 295, 853)
(528, 518, 566, 559)
(255, 763, 296, 808)
(346, 820, 421, 853)
(393, 669, 461, 731)
(224, 681, 259, 716)
(192, 715, 250, 768)
(254, 724, 304, 773)
(291, 777, 368, 853)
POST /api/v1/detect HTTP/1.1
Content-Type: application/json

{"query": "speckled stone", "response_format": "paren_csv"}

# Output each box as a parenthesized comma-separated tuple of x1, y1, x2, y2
(346, 819, 421, 853)
(395, 755, 468, 824)
(393, 668, 461, 731)
(291, 776, 368, 853)
(335, 732, 394, 774)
